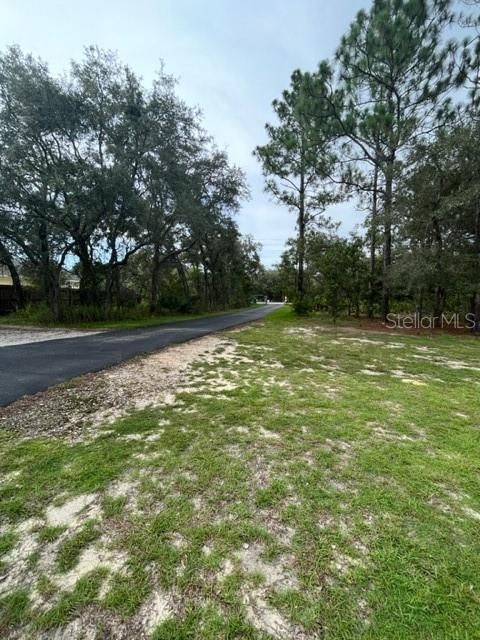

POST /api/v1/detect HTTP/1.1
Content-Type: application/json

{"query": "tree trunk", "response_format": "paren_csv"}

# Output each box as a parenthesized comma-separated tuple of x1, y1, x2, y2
(48, 271, 61, 322)
(150, 243, 161, 313)
(202, 261, 211, 310)
(432, 215, 445, 322)
(297, 165, 306, 302)
(417, 287, 424, 321)
(76, 240, 99, 306)
(0, 239, 24, 309)
(368, 161, 379, 319)
(382, 165, 393, 322)
(104, 245, 117, 311)
(38, 222, 61, 321)
(472, 202, 480, 332)
(434, 286, 446, 323)
(176, 260, 190, 300)
(472, 291, 480, 333)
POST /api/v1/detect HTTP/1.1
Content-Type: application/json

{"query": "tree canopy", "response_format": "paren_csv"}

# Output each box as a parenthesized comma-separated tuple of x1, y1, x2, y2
(0, 46, 258, 320)
(257, 0, 480, 328)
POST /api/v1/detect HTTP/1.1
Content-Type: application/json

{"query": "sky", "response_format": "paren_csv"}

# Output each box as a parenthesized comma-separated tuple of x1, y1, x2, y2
(0, 0, 369, 266)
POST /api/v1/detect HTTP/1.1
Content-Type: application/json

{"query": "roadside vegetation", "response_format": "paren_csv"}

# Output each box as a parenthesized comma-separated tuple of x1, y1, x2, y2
(0, 47, 260, 324)
(257, 0, 480, 326)
(1, 307, 479, 638)
(0, 304, 256, 331)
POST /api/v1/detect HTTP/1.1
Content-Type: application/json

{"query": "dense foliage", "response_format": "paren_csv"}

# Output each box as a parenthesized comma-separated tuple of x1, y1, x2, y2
(0, 47, 260, 321)
(257, 0, 480, 326)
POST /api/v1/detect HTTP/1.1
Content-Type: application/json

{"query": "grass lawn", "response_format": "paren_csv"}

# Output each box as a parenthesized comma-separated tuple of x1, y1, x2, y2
(0, 307, 479, 638)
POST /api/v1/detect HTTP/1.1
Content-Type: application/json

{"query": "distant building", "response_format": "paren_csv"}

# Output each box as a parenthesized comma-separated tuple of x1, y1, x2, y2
(62, 271, 80, 290)
(0, 263, 13, 286)
(0, 263, 80, 290)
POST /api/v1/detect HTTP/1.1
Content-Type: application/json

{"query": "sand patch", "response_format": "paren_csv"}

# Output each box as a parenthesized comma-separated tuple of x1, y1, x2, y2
(140, 589, 174, 634)
(368, 424, 419, 443)
(46, 494, 98, 527)
(57, 544, 127, 591)
(462, 506, 480, 521)
(242, 591, 305, 639)
(284, 326, 318, 338)
(412, 355, 480, 372)
(332, 550, 365, 574)
(338, 337, 381, 345)
(1, 469, 22, 485)
(0, 525, 38, 597)
(258, 426, 281, 440)
(220, 543, 306, 639)
(401, 378, 427, 386)
(236, 543, 297, 589)
(106, 479, 139, 502)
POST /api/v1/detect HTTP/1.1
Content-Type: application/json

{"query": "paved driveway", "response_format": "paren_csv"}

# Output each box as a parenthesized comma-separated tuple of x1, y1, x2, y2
(0, 305, 281, 406)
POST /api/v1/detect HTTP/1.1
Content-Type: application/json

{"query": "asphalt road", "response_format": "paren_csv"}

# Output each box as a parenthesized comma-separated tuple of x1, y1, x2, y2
(0, 304, 282, 407)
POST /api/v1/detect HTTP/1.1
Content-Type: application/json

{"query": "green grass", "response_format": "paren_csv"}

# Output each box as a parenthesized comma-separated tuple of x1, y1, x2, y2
(36, 525, 67, 544)
(0, 530, 17, 557)
(0, 306, 479, 637)
(34, 570, 108, 630)
(0, 590, 30, 635)
(102, 495, 128, 518)
(0, 428, 146, 522)
(56, 520, 100, 572)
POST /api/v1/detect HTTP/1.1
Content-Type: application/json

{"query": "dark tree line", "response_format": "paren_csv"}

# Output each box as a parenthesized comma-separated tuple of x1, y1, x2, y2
(0, 47, 259, 321)
(256, 0, 480, 326)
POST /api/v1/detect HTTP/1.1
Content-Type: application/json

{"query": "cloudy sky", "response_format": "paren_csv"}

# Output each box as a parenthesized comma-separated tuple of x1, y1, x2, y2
(0, 0, 369, 266)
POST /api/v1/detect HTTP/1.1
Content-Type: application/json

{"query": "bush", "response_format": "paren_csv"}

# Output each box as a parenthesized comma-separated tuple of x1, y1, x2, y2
(2, 303, 154, 326)
(293, 297, 314, 315)
(3, 303, 54, 325)
(59, 304, 150, 324)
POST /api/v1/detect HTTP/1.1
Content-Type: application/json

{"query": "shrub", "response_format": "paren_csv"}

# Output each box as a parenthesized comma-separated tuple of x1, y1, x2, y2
(293, 297, 313, 315)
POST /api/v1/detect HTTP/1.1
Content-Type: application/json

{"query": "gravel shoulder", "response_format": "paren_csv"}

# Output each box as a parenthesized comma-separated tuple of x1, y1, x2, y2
(0, 327, 101, 347)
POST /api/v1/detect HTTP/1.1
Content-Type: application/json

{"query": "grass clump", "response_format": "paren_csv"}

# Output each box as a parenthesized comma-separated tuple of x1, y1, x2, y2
(35, 570, 107, 630)
(0, 530, 17, 557)
(102, 495, 128, 518)
(56, 520, 100, 572)
(0, 590, 30, 635)
(37, 525, 67, 544)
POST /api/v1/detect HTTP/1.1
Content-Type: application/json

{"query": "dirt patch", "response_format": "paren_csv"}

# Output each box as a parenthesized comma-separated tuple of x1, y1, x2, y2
(0, 521, 39, 597)
(46, 494, 98, 527)
(284, 327, 317, 338)
(58, 543, 128, 591)
(140, 589, 174, 634)
(219, 543, 306, 639)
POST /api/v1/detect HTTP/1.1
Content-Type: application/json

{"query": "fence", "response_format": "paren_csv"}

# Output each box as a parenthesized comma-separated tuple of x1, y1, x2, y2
(0, 285, 81, 315)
